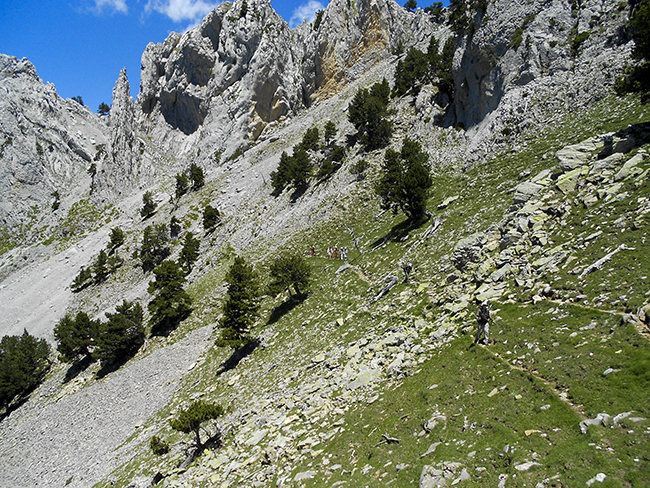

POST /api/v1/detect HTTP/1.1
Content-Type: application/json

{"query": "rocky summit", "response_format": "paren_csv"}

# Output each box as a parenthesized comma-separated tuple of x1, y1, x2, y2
(0, 0, 648, 487)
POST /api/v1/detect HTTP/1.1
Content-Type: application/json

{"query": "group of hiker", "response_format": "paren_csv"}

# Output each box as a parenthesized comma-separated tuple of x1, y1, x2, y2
(311, 245, 348, 261)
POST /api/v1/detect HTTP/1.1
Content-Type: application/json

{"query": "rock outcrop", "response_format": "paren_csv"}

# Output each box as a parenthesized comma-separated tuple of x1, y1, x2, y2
(0, 54, 107, 231)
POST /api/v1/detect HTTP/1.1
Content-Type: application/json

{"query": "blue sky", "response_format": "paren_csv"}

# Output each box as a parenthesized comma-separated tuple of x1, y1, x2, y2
(0, 0, 430, 113)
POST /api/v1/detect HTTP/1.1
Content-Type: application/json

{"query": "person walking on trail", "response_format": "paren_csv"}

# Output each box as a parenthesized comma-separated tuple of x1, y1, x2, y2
(475, 300, 491, 345)
(311, 245, 315, 257)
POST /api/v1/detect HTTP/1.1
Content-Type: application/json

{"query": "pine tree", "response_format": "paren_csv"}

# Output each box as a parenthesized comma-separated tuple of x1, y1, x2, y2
(348, 79, 392, 151)
(179, 232, 200, 275)
(376, 137, 432, 221)
(92, 249, 110, 284)
(140, 224, 170, 271)
(71, 266, 93, 292)
(98, 102, 110, 115)
(189, 163, 205, 190)
(0, 330, 51, 408)
(216, 256, 260, 349)
(108, 227, 125, 253)
(140, 191, 157, 219)
(93, 301, 144, 366)
(170, 400, 224, 448)
(203, 205, 221, 232)
(268, 253, 311, 301)
(323, 121, 337, 145)
(148, 260, 193, 335)
(54, 311, 99, 363)
(175, 172, 190, 200)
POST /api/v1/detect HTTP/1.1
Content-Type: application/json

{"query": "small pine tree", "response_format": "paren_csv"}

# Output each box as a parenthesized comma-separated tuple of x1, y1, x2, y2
(189, 164, 205, 190)
(323, 121, 337, 145)
(175, 172, 190, 201)
(216, 256, 260, 349)
(268, 253, 311, 301)
(405, 0, 417, 12)
(98, 102, 110, 115)
(203, 205, 221, 232)
(88, 162, 97, 193)
(170, 400, 224, 448)
(288, 148, 312, 190)
(270, 151, 294, 195)
(148, 260, 193, 335)
(93, 301, 144, 366)
(71, 266, 93, 292)
(108, 227, 125, 253)
(348, 79, 393, 151)
(140, 191, 157, 219)
(92, 249, 110, 284)
(179, 232, 200, 274)
(54, 311, 99, 363)
(140, 224, 170, 271)
(170, 216, 182, 238)
(299, 127, 320, 152)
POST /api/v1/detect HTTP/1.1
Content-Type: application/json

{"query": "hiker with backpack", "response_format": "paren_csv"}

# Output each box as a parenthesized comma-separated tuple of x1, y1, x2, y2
(474, 300, 491, 345)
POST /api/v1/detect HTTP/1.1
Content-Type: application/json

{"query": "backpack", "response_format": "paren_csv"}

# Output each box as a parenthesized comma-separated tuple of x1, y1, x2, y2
(478, 305, 490, 323)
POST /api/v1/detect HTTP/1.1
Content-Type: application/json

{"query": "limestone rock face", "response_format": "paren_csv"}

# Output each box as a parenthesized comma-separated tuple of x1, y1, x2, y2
(0, 54, 108, 230)
(97, 68, 145, 194)
(136, 0, 438, 159)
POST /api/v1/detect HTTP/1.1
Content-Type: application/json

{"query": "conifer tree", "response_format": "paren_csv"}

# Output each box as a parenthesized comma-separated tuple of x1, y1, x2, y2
(323, 121, 337, 145)
(170, 400, 224, 448)
(203, 205, 221, 232)
(92, 249, 110, 284)
(175, 172, 190, 200)
(216, 256, 261, 349)
(268, 253, 311, 301)
(189, 163, 205, 190)
(93, 301, 145, 366)
(71, 266, 93, 292)
(108, 227, 125, 253)
(140, 224, 170, 271)
(140, 191, 157, 219)
(348, 78, 392, 151)
(54, 311, 99, 363)
(179, 231, 200, 275)
(376, 137, 433, 221)
(0, 330, 50, 408)
(148, 260, 193, 335)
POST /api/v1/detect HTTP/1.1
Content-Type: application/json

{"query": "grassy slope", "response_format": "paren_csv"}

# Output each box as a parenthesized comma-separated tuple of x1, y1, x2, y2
(95, 94, 650, 487)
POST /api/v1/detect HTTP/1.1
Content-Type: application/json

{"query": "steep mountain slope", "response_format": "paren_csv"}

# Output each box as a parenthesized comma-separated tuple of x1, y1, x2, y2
(0, 0, 648, 487)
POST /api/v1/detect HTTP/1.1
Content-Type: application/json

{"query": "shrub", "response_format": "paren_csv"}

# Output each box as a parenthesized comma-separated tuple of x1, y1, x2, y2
(314, 9, 324, 30)
(150, 435, 170, 455)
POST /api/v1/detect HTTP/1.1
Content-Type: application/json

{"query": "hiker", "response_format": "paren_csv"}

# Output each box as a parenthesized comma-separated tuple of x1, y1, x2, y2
(334, 246, 338, 260)
(474, 300, 491, 345)
(402, 262, 413, 283)
(327, 246, 332, 259)
(311, 245, 315, 257)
